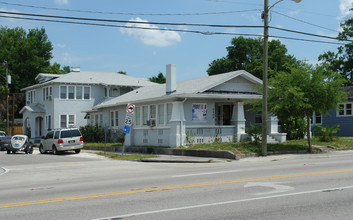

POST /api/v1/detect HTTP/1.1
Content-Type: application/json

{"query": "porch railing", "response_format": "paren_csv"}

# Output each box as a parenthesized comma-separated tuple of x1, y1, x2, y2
(185, 125, 236, 144)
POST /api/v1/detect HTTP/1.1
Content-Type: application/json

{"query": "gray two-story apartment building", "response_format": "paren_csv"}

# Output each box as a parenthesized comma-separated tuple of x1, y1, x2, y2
(20, 69, 156, 138)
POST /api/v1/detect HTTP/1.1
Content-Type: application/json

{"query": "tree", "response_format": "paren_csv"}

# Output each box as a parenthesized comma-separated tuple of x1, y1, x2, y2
(319, 6, 353, 84)
(149, 72, 166, 84)
(117, 71, 127, 75)
(268, 62, 347, 152)
(42, 62, 70, 75)
(207, 36, 297, 79)
(0, 27, 53, 93)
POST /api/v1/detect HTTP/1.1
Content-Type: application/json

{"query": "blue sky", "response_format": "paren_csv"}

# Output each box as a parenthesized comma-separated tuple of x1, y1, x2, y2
(0, 0, 352, 81)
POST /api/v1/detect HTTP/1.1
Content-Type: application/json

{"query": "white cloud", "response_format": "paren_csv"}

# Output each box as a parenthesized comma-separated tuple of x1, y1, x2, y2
(121, 17, 181, 47)
(55, 43, 66, 48)
(55, 0, 69, 5)
(339, 0, 353, 19)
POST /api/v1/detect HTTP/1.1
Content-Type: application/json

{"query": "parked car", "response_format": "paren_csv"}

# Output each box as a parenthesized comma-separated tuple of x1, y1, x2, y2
(0, 131, 11, 151)
(6, 135, 33, 154)
(39, 128, 83, 155)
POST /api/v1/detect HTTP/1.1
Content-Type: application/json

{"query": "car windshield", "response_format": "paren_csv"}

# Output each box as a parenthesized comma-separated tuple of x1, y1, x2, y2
(0, 132, 6, 137)
(60, 130, 81, 138)
(12, 136, 25, 141)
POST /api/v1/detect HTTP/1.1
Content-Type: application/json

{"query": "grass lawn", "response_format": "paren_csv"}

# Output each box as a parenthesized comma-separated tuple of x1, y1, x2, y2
(96, 152, 158, 160)
(84, 142, 123, 147)
(186, 136, 353, 155)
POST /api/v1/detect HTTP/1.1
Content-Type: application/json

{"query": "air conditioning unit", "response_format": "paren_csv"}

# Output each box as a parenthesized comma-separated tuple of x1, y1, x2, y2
(147, 119, 156, 127)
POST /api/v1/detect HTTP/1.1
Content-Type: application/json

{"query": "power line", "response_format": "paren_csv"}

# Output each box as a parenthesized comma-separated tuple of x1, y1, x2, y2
(0, 1, 260, 16)
(0, 10, 350, 43)
(272, 10, 339, 33)
(0, 10, 264, 29)
(0, 14, 346, 45)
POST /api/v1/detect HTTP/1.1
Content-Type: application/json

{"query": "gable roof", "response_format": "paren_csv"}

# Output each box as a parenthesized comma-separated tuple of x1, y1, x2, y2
(22, 71, 156, 91)
(93, 70, 262, 110)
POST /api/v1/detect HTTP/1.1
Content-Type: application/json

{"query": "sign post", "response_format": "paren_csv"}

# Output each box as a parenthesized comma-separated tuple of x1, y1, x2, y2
(123, 103, 135, 155)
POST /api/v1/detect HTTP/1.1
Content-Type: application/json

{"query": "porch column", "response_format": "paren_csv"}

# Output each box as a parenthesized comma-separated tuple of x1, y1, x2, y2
(169, 101, 186, 147)
(267, 115, 287, 143)
(267, 115, 278, 134)
(231, 102, 246, 142)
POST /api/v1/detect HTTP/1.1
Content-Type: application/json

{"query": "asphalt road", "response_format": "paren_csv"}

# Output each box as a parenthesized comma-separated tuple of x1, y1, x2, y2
(1, 149, 353, 219)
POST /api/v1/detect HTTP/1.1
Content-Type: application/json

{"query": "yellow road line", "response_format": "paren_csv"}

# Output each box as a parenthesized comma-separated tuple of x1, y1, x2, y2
(1, 168, 353, 209)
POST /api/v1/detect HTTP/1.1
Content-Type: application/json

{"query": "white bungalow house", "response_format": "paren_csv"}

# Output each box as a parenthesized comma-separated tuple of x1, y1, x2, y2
(86, 64, 286, 147)
(19, 69, 156, 139)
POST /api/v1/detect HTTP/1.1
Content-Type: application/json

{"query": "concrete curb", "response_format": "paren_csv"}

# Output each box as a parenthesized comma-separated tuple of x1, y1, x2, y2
(84, 146, 237, 160)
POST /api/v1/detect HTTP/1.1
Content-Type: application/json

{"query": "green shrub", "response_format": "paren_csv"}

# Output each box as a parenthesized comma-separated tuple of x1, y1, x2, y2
(79, 125, 125, 143)
(246, 123, 262, 145)
(314, 124, 340, 142)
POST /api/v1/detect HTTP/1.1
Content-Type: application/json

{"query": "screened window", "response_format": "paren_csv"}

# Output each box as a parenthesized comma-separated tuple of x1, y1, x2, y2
(135, 107, 140, 126)
(60, 115, 67, 128)
(115, 111, 118, 127)
(69, 115, 75, 127)
(111, 112, 114, 127)
(150, 105, 156, 119)
(100, 114, 103, 126)
(84, 87, 90, 99)
(142, 106, 148, 125)
(167, 103, 173, 123)
(76, 86, 83, 99)
(60, 86, 67, 99)
(158, 104, 164, 125)
(68, 86, 75, 99)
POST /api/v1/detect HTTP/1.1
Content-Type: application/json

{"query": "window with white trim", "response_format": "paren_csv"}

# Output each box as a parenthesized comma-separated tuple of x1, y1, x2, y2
(45, 115, 52, 130)
(76, 86, 83, 99)
(110, 111, 119, 127)
(42, 86, 53, 101)
(68, 86, 75, 99)
(167, 103, 172, 123)
(60, 86, 67, 99)
(311, 112, 322, 125)
(142, 106, 148, 125)
(60, 114, 75, 128)
(158, 104, 165, 125)
(27, 90, 36, 104)
(135, 107, 140, 126)
(338, 103, 353, 116)
(150, 105, 156, 119)
(84, 87, 90, 99)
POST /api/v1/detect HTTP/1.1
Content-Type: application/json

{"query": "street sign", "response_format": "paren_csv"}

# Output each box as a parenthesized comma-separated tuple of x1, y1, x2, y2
(124, 116, 133, 126)
(124, 125, 131, 134)
(126, 103, 135, 114)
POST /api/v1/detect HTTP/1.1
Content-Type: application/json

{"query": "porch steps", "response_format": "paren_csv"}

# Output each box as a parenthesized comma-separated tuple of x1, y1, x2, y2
(267, 135, 279, 144)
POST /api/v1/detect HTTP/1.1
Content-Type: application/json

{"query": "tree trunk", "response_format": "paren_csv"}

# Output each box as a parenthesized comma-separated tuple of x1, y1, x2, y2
(306, 114, 312, 153)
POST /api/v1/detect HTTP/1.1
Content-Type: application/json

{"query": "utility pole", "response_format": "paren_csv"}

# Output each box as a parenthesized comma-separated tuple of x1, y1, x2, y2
(3, 61, 9, 135)
(261, 0, 301, 156)
(262, 0, 269, 156)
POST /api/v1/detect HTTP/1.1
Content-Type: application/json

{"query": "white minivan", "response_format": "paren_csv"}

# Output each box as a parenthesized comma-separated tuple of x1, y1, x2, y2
(39, 128, 83, 155)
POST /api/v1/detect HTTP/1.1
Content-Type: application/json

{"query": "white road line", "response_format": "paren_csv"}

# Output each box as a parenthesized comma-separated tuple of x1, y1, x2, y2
(0, 167, 9, 176)
(93, 185, 353, 220)
(172, 170, 241, 178)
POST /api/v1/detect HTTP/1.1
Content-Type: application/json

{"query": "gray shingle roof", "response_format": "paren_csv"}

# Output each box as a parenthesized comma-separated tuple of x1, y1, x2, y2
(93, 70, 262, 109)
(23, 71, 156, 90)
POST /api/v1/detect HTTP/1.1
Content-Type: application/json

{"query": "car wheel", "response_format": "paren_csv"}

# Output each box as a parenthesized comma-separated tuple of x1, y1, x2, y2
(7, 150, 10, 154)
(52, 146, 58, 155)
(74, 149, 81, 154)
(12, 151, 16, 154)
(39, 144, 45, 154)
(29, 147, 33, 154)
